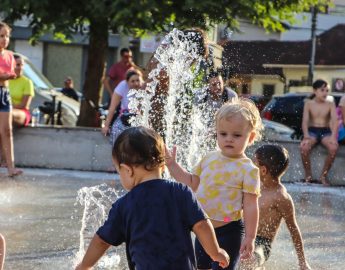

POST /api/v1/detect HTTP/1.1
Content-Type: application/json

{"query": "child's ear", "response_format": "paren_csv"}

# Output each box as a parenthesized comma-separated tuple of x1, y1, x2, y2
(120, 163, 134, 176)
(248, 131, 256, 145)
(260, 165, 268, 176)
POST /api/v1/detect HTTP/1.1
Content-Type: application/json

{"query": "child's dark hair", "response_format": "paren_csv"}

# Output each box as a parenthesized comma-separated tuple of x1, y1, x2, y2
(112, 126, 165, 171)
(309, 79, 328, 99)
(255, 144, 289, 178)
(312, 79, 327, 90)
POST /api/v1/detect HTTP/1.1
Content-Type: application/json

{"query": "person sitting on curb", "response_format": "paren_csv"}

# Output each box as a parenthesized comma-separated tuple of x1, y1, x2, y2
(61, 76, 79, 102)
(8, 54, 35, 127)
(300, 79, 338, 186)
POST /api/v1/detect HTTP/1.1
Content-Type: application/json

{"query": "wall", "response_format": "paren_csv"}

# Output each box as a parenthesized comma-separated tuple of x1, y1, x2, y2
(250, 75, 285, 95)
(14, 127, 113, 171)
(44, 43, 83, 90)
(13, 127, 345, 186)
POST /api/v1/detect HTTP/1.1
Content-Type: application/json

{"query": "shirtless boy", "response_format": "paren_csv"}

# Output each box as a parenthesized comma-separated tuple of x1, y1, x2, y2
(300, 79, 338, 186)
(241, 144, 311, 270)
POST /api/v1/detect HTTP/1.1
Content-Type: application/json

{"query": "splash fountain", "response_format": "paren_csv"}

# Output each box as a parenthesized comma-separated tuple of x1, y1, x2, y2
(1, 29, 345, 270)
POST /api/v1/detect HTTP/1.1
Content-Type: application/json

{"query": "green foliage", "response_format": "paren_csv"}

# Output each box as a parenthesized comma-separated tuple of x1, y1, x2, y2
(2, 0, 329, 40)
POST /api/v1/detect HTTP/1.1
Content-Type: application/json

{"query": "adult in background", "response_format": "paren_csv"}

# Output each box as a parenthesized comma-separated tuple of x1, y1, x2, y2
(101, 69, 143, 145)
(61, 76, 79, 101)
(8, 54, 34, 127)
(196, 70, 237, 106)
(194, 70, 238, 151)
(103, 48, 137, 98)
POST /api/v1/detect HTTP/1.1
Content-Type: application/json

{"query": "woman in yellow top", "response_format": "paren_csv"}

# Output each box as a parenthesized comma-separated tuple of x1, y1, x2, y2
(166, 98, 263, 270)
(8, 54, 34, 126)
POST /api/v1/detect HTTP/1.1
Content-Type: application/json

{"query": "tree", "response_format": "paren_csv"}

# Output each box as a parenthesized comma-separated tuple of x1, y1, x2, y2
(2, 0, 327, 126)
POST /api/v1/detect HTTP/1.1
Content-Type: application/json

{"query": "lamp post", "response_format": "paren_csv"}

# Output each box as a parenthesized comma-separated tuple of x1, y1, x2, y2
(307, 6, 318, 86)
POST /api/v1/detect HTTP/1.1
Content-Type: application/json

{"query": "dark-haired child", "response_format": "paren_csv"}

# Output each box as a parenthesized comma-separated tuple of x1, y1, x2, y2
(76, 126, 229, 270)
(300, 79, 338, 186)
(241, 144, 311, 270)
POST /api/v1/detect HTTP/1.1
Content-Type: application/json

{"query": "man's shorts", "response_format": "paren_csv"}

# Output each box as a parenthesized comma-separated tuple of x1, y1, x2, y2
(0, 86, 12, 112)
(254, 235, 272, 266)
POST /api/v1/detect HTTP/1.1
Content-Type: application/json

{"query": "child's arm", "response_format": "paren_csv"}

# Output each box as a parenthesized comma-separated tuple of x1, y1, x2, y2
(282, 195, 311, 270)
(240, 193, 259, 260)
(75, 234, 111, 270)
(0, 72, 16, 80)
(165, 146, 200, 191)
(193, 219, 230, 268)
(101, 92, 122, 136)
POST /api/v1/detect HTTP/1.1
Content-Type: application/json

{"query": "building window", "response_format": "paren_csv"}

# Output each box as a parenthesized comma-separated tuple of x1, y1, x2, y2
(242, 84, 249, 94)
(263, 84, 275, 97)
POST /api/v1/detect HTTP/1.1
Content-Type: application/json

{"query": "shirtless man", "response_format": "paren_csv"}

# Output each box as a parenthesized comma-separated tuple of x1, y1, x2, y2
(241, 144, 311, 270)
(300, 79, 338, 186)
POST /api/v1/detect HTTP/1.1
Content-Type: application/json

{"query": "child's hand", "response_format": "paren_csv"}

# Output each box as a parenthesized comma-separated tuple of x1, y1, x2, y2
(164, 145, 177, 167)
(212, 248, 230, 269)
(240, 236, 255, 260)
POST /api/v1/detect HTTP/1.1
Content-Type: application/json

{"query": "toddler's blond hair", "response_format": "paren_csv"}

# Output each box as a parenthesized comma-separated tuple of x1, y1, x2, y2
(216, 98, 263, 142)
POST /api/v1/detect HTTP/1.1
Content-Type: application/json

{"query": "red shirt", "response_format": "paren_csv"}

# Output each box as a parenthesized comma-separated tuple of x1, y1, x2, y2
(108, 61, 132, 88)
(0, 50, 16, 76)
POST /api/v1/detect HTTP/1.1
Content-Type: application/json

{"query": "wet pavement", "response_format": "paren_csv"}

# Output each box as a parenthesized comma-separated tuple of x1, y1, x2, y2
(0, 168, 344, 270)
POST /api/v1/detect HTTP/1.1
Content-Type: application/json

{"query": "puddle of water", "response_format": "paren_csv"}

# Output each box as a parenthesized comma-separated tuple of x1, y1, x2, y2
(1, 170, 345, 270)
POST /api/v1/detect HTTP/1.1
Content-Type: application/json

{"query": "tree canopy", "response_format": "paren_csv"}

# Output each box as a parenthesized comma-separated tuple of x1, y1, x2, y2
(2, 0, 328, 126)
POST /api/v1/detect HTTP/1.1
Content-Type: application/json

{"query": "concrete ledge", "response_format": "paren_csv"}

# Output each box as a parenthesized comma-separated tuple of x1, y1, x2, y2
(13, 127, 345, 185)
(13, 126, 113, 171)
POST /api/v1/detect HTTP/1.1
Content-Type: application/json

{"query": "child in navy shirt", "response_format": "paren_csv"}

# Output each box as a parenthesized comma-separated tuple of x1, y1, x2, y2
(76, 126, 229, 270)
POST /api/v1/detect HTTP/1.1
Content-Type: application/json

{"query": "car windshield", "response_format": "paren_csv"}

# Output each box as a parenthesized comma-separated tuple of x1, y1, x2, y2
(23, 59, 54, 90)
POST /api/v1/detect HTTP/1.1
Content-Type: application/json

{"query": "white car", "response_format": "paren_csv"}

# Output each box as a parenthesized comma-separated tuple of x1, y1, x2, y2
(14, 53, 80, 126)
(262, 119, 295, 141)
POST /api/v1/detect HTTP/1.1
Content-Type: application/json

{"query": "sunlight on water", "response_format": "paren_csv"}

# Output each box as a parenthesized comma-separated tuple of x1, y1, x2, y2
(128, 28, 216, 170)
(74, 184, 122, 269)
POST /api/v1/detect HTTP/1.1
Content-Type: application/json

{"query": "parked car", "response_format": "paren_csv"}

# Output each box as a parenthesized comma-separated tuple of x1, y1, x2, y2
(14, 53, 80, 126)
(261, 92, 343, 137)
(262, 119, 295, 141)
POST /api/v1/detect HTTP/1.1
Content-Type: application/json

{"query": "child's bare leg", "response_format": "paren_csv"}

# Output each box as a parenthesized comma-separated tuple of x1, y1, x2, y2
(0, 233, 5, 270)
(300, 138, 317, 182)
(320, 137, 338, 186)
(0, 112, 22, 177)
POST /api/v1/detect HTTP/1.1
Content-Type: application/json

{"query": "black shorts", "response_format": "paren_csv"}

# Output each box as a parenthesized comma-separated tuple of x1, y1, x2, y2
(308, 126, 332, 143)
(254, 235, 272, 264)
(0, 86, 11, 112)
(195, 219, 244, 270)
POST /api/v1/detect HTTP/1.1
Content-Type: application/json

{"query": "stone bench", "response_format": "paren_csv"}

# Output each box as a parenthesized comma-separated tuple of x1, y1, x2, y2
(13, 127, 345, 185)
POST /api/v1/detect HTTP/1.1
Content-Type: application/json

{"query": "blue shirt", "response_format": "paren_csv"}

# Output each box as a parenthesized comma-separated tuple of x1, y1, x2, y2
(97, 179, 206, 270)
